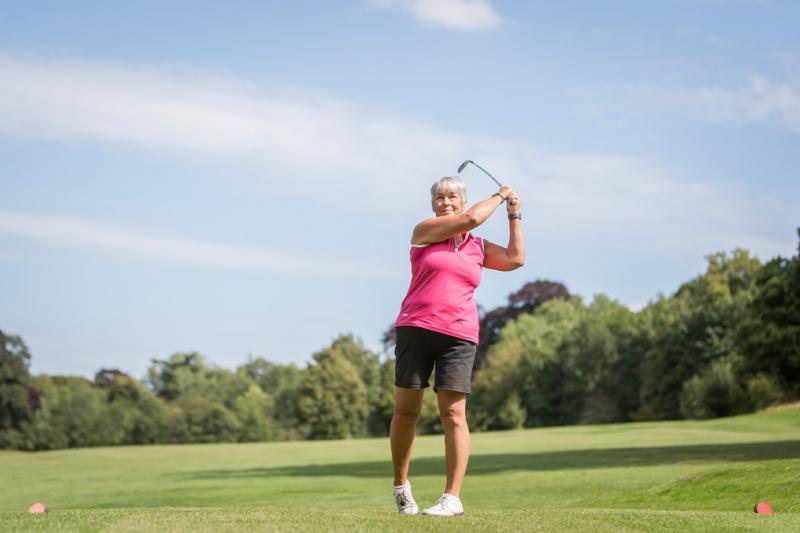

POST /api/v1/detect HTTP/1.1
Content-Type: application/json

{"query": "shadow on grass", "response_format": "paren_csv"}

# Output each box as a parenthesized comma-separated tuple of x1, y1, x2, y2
(180, 440, 800, 480)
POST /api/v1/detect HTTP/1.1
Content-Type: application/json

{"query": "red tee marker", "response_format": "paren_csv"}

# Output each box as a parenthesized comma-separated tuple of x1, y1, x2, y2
(754, 502, 773, 515)
(28, 502, 49, 513)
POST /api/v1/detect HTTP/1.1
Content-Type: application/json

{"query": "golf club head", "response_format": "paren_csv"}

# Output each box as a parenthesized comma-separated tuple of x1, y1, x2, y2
(457, 160, 472, 174)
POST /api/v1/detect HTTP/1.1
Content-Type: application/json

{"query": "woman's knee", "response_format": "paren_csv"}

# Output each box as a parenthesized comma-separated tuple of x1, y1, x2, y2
(394, 391, 422, 422)
(438, 404, 466, 428)
(394, 402, 421, 423)
(439, 411, 467, 427)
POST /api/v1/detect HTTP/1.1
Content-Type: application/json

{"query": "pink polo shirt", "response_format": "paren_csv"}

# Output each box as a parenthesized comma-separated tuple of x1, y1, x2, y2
(395, 233, 484, 344)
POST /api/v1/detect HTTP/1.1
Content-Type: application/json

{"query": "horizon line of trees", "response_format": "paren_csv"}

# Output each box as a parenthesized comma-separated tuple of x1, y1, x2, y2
(1, 233, 798, 450)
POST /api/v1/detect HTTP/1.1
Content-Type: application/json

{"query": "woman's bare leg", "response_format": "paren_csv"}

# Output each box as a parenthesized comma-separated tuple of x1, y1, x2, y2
(437, 389, 470, 496)
(390, 387, 424, 485)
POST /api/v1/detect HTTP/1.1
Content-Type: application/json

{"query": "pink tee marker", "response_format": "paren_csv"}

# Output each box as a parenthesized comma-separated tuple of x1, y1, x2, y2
(754, 502, 773, 514)
(28, 502, 49, 513)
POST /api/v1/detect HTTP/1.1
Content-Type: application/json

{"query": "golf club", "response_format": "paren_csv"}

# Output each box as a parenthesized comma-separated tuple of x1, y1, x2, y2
(457, 160, 519, 206)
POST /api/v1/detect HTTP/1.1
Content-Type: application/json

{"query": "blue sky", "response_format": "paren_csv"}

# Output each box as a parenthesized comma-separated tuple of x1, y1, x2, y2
(1, 0, 798, 379)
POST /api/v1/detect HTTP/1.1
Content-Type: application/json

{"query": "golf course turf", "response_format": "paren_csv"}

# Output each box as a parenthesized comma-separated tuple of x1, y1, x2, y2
(1, 402, 798, 531)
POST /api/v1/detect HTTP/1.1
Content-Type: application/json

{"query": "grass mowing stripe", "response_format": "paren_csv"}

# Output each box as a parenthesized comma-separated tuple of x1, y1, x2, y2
(1, 405, 798, 531)
(1, 507, 796, 532)
(604, 459, 800, 512)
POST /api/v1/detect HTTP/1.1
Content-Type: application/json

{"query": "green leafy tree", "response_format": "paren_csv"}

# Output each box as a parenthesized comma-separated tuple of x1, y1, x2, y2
(559, 296, 643, 424)
(147, 352, 206, 401)
(469, 320, 527, 431)
(238, 357, 305, 439)
(735, 234, 800, 397)
(176, 393, 241, 443)
(234, 384, 277, 442)
(96, 371, 170, 445)
(470, 298, 585, 429)
(148, 352, 252, 407)
(516, 297, 586, 427)
(125, 395, 171, 445)
(28, 375, 118, 449)
(680, 355, 748, 419)
(744, 373, 784, 410)
(413, 389, 443, 435)
(310, 335, 380, 437)
(295, 350, 368, 439)
(475, 281, 571, 370)
(636, 249, 761, 420)
(367, 358, 397, 436)
(315, 335, 380, 390)
(0, 330, 40, 448)
(148, 353, 254, 442)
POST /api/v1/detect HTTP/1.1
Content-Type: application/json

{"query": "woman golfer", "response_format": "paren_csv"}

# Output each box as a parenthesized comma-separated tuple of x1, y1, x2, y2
(391, 176, 524, 516)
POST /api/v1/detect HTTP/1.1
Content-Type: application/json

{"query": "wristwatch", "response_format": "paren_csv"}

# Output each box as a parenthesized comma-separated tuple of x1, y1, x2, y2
(508, 213, 522, 220)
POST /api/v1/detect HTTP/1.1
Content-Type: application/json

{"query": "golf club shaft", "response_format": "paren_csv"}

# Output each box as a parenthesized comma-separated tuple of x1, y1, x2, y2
(459, 160, 519, 206)
(469, 161, 503, 189)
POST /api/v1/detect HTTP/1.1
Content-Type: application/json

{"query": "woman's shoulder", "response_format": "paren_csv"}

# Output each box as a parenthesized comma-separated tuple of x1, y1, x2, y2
(468, 233, 485, 250)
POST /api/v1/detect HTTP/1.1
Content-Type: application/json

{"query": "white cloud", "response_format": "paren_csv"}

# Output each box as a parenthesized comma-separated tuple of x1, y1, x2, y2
(509, 151, 796, 260)
(0, 209, 400, 278)
(659, 76, 800, 131)
(576, 76, 800, 132)
(0, 54, 794, 262)
(0, 55, 469, 180)
(366, 0, 502, 31)
(0, 54, 490, 209)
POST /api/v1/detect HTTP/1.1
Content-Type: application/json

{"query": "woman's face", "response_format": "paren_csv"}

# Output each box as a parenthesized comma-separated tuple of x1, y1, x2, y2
(432, 188, 463, 217)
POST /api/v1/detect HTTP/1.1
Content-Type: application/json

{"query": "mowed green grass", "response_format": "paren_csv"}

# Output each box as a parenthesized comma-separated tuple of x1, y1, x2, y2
(1, 403, 799, 532)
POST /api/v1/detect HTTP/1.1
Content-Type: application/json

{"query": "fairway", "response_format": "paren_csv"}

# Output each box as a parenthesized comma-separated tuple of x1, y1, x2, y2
(1, 403, 798, 532)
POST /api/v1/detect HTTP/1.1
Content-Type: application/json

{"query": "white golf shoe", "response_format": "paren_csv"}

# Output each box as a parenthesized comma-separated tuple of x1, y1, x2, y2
(393, 481, 419, 515)
(422, 493, 464, 517)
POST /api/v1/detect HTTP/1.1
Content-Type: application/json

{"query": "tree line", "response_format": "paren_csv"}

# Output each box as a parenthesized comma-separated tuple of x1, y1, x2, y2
(471, 243, 799, 429)
(1, 235, 798, 450)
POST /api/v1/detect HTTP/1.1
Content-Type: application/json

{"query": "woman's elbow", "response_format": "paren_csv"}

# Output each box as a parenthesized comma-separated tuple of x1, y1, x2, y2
(463, 213, 481, 229)
(508, 256, 525, 270)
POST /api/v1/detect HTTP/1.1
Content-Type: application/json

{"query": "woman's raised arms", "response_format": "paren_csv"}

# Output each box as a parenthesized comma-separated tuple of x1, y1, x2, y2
(411, 187, 512, 245)
(483, 190, 524, 271)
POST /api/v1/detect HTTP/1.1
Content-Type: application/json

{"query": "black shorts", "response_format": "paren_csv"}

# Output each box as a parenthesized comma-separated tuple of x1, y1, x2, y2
(394, 326, 477, 394)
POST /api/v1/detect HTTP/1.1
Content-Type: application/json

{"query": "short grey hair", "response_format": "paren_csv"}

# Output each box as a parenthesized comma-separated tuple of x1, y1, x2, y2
(430, 176, 467, 207)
